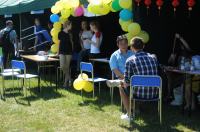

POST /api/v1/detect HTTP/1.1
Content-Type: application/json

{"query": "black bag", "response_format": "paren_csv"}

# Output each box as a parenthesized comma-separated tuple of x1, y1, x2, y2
(1, 29, 14, 50)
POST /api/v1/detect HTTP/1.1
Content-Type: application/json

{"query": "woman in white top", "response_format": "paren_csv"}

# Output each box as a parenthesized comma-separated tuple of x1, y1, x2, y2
(86, 21, 103, 58)
(77, 21, 93, 71)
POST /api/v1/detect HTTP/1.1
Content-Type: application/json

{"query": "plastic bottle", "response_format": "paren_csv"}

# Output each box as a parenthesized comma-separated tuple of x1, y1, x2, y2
(180, 57, 185, 70)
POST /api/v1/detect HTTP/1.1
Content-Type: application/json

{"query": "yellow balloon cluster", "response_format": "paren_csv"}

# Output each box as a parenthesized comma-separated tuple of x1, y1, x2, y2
(50, 0, 79, 53)
(50, 0, 150, 53)
(87, 3, 110, 15)
(73, 73, 94, 92)
(117, 0, 150, 44)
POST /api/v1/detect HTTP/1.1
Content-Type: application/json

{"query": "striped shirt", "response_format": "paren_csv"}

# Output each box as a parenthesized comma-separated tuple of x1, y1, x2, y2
(124, 50, 159, 99)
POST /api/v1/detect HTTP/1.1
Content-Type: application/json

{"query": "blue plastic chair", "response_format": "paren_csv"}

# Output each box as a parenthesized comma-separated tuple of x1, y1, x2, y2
(11, 60, 38, 97)
(0, 56, 20, 98)
(80, 62, 107, 98)
(129, 75, 162, 124)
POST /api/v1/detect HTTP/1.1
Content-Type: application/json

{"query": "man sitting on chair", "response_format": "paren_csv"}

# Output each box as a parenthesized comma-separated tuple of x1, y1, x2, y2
(106, 35, 133, 88)
(120, 37, 158, 121)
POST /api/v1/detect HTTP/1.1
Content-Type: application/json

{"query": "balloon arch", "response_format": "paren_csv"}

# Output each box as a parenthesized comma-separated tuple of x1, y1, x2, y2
(49, 0, 149, 53)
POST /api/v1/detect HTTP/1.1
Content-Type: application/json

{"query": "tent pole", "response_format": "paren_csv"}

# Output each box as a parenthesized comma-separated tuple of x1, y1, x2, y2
(19, 14, 22, 42)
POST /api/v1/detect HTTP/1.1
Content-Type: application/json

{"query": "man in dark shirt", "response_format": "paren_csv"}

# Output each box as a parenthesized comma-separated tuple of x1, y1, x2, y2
(120, 37, 158, 121)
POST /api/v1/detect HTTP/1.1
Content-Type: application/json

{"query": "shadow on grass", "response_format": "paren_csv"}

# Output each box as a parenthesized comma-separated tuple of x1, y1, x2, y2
(2, 86, 64, 105)
(119, 103, 200, 132)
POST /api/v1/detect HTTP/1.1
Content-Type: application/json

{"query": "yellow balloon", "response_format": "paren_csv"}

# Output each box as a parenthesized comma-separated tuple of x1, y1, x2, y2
(61, 8, 71, 18)
(137, 31, 150, 44)
(103, 0, 112, 4)
(51, 6, 60, 14)
(53, 22, 62, 30)
(87, 4, 93, 13)
(78, 73, 89, 80)
(73, 79, 86, 90)
(128, 23, 141, 36)
(83, 82, 94, 92)
(119, 19, 132, 26)
(50, 28, 60, 37)
(100, 4, 110, 15)
(69, 0, 79, 8)
(121, 21, 132, 32)
(89, 0, 102, 5)
(61, 0, 71, 9)
(51, 44, 59, 53)
(70, 8, 76, 17)
(52, 37, 60, 45)
(59, 17, 68, 24)
(90, 5, 100, 14)
(125, 33, 134, 46)
(119, 0, 132, 9)
(55, 1, 64, 11)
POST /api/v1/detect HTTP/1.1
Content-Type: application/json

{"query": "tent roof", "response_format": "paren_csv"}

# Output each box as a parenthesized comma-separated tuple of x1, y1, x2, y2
(0, 0, 57, 15)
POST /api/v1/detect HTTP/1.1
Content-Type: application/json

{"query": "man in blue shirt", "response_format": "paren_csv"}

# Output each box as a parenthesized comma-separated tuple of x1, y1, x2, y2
(107, 35, 133, 88)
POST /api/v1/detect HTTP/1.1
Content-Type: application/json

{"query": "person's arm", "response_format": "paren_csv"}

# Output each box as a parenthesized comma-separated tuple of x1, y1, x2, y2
(34, 36, 38, 51)
(109, 54, 124, 79)
(88, 32, 101, 48)
(56, 32, 61, 56)
(122, 61, 133, 88)
(79, 31, 84, 50)
(175, 33, 192, 52)
(112, 69, 124, 80)
(69, 33, 74, 52)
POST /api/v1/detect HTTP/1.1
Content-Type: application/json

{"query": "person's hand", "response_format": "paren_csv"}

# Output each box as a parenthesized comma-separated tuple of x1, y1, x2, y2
(175, 33, 180, 39)
(85, 39, 91, 44)
(120, 81, 129, 89)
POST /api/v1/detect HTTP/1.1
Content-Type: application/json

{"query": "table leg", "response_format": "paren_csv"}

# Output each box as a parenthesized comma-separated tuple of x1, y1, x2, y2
(38, 62, 41, 92)
(189, 75, 192, 116)
(182, 73, 186, 115)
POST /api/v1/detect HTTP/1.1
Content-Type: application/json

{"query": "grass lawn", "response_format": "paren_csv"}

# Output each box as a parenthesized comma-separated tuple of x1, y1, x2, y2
(0, 78, 200, 132)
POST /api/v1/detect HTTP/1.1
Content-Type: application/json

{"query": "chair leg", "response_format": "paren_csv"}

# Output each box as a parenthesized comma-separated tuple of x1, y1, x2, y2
(160, 100, 162, 124)
(98, 82, 100, 97)
(111, 87, 114, 104)
(133, 99, 135, 118)
(12, 75, 15, 93)
(93, 83, 95, 98)
(1, 76, 5, 98)
(158, 101, 160, 117)
(129, 97, 132, 126)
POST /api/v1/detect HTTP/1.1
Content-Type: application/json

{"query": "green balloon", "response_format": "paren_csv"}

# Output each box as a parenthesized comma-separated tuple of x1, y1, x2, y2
(112, 0, 122, 11)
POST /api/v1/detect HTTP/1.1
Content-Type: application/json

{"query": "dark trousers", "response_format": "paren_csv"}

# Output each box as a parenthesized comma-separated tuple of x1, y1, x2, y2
(2, 45, 15, 68)
(77, 49, 90, 71)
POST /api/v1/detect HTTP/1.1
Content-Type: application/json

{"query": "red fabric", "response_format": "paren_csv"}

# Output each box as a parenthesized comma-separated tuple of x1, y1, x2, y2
(95, 32, 101, 38)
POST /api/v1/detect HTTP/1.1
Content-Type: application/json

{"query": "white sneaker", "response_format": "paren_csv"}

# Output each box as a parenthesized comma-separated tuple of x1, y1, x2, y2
(120, 113, 133, 121)
(106, 80, 121, 88)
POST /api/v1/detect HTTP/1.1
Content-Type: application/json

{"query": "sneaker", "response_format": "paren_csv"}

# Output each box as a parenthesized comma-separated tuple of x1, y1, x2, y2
(106, 80, 121, 88)
(170, 100, 182, 106)
(121, 113, 128, 119)
(120, 113, 133, 121)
